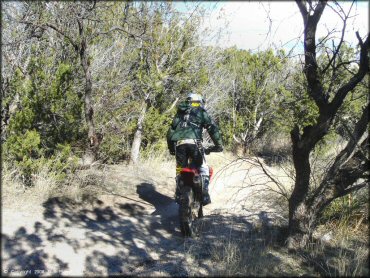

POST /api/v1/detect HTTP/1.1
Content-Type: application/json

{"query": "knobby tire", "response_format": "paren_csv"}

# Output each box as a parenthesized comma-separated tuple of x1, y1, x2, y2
(179, 187, 194, 237)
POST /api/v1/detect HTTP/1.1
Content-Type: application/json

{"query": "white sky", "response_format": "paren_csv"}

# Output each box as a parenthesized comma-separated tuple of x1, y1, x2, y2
(174, 1, 369, 54)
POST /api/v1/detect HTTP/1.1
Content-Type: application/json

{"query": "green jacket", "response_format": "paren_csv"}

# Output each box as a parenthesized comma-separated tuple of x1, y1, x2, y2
(166, 102, 223, 150)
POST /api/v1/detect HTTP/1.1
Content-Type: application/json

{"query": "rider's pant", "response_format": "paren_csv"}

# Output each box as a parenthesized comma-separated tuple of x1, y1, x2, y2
(174, 143, 211, 204)
(175, 143, 203, 170)
(174, 143, 203, 200)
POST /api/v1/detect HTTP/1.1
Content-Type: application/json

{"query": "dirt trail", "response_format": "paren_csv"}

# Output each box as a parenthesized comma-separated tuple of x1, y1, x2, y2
(2, 156, 287, 276)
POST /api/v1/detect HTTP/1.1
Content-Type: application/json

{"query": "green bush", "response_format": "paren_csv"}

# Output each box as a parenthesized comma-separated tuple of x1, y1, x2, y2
(143, 107, 172, 147)
(98, 134, 129, 163)
(320, 187, 368, 225)
(3, 57, 84, 185)
(4, 129, 77, 185)
(141, 139, 168, 159)
(4, 129, 41, 161)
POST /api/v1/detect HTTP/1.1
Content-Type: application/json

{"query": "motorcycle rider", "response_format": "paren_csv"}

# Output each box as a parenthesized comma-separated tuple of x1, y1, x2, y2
(166, 92, 223, 205)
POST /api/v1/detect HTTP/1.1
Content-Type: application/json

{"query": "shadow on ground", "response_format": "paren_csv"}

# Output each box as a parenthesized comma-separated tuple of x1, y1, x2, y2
(2, 183, 367, 276)
(136, 183, 179, 235)
(2, 182, 184, 276)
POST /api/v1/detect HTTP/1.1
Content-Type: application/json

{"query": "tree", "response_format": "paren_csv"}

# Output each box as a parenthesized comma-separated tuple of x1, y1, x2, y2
(216, 47, 288, 153)
(287, 0, 369, 248)
(2, 55, 83, 184)
(17, 1, 140, 163)
(125, 2, 203, 163)
(1, 2, 40, 142)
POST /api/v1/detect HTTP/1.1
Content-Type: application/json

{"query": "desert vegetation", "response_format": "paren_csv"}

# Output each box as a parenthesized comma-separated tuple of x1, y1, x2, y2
(1, 1, 368, 276)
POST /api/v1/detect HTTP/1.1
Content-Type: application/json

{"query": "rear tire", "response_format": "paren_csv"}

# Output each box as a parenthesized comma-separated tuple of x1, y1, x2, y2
(198, 204, 203, 218)
(179, 187, 194, 237)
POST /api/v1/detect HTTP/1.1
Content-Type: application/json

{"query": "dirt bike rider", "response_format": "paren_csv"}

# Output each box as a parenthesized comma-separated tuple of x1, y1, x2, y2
(166, 92, 223, 206)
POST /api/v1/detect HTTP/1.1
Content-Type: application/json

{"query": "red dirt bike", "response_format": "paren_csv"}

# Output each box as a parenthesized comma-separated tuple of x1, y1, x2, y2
(177, 148, 215, 237)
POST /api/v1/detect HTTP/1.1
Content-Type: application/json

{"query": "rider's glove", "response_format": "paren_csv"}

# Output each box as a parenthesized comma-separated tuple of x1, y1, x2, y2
(169, 142, 176, 155)
(214, 145, 223, 152)
(204, 145, 224, 154)
(205, 145, 223, 154)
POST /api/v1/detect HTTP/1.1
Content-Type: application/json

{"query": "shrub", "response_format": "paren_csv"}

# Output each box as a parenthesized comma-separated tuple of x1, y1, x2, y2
(320, 187, 368, 226)
(3, 57, 85, 185)
(141, 139, 169, 160)
(3, 134, 78, 186)
(98, 133, 129, 163)
(143, 107, 172, 148)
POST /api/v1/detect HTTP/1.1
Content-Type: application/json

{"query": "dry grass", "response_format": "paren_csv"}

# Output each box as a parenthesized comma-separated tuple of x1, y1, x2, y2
(183, 211, 368, 277)
(2, 162, 59, 210)
(183, 215, 314, 277)
(2, 162, 110, 210)
(2, 150, 176, 210)
(305, 215, 369, 277)
(2, 151, 368, 277)
(299, 239, 369, 277)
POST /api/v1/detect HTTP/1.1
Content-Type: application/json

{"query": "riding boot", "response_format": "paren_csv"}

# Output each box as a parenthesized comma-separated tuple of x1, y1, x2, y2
(202, 175, 211, 206)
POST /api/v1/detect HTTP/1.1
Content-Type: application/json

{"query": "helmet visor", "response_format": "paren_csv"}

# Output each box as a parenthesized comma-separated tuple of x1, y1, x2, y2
(190, 102, 201, 107)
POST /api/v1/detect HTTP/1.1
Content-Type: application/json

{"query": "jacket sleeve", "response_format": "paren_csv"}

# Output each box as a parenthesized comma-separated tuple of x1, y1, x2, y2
(166, 115, 180, 151)
(202, 110, 223, 147)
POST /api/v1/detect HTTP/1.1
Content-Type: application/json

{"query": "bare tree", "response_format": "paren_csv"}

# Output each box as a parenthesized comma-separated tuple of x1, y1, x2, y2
(287, 0, 369, 248)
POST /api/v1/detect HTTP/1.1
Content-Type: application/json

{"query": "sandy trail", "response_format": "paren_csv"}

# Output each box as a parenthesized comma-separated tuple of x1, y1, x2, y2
(2, 156, 285, 276)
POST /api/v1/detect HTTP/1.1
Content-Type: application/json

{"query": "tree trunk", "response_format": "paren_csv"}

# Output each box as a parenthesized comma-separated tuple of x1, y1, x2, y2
(287, 127, 313, 248)
(286, 1, 328, 248)
(130, 100, 147, 164)
(232, 79, 236, 129)
(253, 113, 263, 139)
(79, 24, 98, 164)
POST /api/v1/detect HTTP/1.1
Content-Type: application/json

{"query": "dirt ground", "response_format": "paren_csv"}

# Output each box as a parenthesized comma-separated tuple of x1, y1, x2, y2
(1, 154, 302, 276)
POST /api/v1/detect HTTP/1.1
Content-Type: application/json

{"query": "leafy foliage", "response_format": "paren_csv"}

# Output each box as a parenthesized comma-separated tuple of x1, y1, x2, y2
(142, 107, 173, 150)
(216, 48, 289, 151)
(3, 53, 83, 184)
(2, 2, 367, 198)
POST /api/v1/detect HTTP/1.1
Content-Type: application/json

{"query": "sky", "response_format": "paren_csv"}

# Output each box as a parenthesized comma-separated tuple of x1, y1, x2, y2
(174, 1, 369, 54)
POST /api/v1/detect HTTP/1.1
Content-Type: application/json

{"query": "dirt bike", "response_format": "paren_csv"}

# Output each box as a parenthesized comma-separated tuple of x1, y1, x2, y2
(177, 147, 216, 237)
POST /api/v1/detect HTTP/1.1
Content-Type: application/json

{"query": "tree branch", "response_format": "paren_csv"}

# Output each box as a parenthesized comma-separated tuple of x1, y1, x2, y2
(339, 182, 368, 198)
(299, 0, 328, 110)
(44, 22, 79, 51)
(317, 181, 368, 214)
(330, 33, 370, 112)
(255, 157, 289, 199)
(321, 10, 348, 75)
(333, 151, 369, 197)
(337, 102, 369, 167)
(164, 97, 179, 114)
(310, 139, 369, 212)
(311, 1, 327, 26)
(86, 0, 96, 12)
(20, 20, 79, 51)
(311, 103, 369, 202)
(90, 25, 145, 42)
(296, 0, 308, 25)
